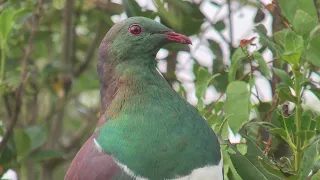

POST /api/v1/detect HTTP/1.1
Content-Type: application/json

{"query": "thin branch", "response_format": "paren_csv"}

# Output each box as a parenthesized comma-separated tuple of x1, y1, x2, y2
(0, 0, 44, 151)
(263, 93, 279, 121)
(204, 92, 224, 118)
(239, 66, 259, 81)
(3, 95, 12, 119)
(62, 0, 74, 70)
(252, 92, 262, 104)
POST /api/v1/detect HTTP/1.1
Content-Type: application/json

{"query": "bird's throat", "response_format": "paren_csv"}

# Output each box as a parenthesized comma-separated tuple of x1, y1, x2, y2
(98, 59, 163, 120)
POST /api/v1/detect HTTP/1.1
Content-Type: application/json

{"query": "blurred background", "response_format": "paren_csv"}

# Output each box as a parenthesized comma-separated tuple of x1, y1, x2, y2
(0, 0, 319, 179)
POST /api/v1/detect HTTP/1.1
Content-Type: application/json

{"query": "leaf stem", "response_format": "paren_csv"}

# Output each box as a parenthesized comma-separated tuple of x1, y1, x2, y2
(293, 66, 302, 172)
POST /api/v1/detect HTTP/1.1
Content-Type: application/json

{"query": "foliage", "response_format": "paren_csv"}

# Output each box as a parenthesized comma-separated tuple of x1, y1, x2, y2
(0, 0, 319, 180)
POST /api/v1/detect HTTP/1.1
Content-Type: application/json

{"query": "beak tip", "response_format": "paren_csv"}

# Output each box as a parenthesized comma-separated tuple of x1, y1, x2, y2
(164, 32, 192, 45)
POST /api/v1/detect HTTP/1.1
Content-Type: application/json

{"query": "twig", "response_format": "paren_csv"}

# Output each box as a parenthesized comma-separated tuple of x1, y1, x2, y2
(204, 92, 224, 117)
(3, 95, 12, 119)
(62, 0, 74, 70)
(252, 92, 262, 104)
(0, 0, 44, 151)
(74, 20, 104, 77)
(263, 93, 279, 121)
(239, 66, 259, 80)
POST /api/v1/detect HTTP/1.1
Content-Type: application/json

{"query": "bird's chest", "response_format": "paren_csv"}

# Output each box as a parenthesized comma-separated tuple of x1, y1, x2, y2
(96, 113, 221, 180)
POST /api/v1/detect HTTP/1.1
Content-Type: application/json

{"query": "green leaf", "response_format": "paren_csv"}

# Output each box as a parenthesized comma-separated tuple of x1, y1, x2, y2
(298, 141, 318, 180)
(278, 0, 298, 24)
(30, 150, 64, 161)
(316, 116, 320, 132)
(274, 29, 304, 65)
(24, 125, 47, 151)
(195, 67, 220, 109)
(156, 0, 204, 36)
(12, 8, 32, 21)
(253, 52, 271, 78)
(293, 10, 318, 40)
(296, 0, 318, 21)
(228, 48, 247, 82)
(13, 129, 31, 158)
(210, 115, 229, 139)
(301, 111, 312, 131)
(223, 149, 243, 180)
(0, 8, 15, 41)
(276, 83, 296, 102)
(254, 25, 282, 56)
(311, 170, 320, 180)
(209, 40, 223, 59)
(0, 143, 15, 165)
(309, 25, 320, 39)
(214, 20, 225, 31)
(296, 131, 316, 147)
(228, 138, 282, 180)
(123, 0, 143, 17)
(258, 158, 287, 179)
(225, 81, 250, 133)
(53, 0, 65, 9)
(278, 0, 317, 24)
(273, 68, 293, 87)
(229, 149, 268, 180)
(270, 128, 288, 140)
(306, 37, 320, 67)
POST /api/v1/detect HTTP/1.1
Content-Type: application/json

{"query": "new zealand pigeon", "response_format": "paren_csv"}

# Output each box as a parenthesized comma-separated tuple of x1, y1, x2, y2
(65, 17, 223, 180)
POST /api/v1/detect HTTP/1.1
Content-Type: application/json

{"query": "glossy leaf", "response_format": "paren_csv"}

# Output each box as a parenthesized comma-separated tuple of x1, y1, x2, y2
(293, 10, 318, 40)
(195, 67, 220, 109)
(259, 159, 287, 179)
(306, 37, 320, 67)
(273, 68, 293, 87)
(298, 141, 318, 180)
(225, 81, 250, 133)
(311, 170, 320, 180)
(229, 150, 268, 180)
(276, 83, 296, 102)
(278, 0, 317, 24)
(13, 129, 31, 158)
(228, 48, 247, 82)
(0, 8, 15, 41)
(24, 125, 47, 151)
(214, 20, 225, 31)
(254, 24, 282, 55)
(274, 29, 304, 65)
(123, 0, 143, 17)
(253, 52, 271, 78)
(229, 138, 282, 180)
(278, 0, 297, 23)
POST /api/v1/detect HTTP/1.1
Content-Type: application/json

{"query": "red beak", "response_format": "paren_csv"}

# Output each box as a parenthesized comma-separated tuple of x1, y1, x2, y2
(164, 32, 192, 45)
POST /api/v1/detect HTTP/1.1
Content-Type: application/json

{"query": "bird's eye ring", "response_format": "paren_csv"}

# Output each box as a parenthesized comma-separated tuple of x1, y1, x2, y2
(129, 24, 142, 35)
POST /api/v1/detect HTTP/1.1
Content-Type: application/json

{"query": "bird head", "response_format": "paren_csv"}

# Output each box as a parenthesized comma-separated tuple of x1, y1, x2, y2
(99, 17, 191, 64)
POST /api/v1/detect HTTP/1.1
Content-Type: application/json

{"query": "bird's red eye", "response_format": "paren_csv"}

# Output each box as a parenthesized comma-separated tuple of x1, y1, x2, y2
(129, 24, 142, 35)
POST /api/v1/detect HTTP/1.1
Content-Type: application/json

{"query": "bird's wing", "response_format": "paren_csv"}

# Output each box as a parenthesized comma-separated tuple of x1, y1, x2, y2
(65, 122, 133, 180)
